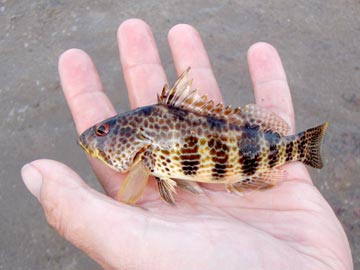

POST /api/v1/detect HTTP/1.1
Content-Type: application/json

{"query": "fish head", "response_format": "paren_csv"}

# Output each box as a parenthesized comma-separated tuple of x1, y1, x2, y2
(78, 114, 150, 173)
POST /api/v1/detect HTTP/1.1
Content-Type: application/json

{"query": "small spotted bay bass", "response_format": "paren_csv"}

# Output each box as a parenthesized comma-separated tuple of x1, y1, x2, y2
(79, 68, 328, 205)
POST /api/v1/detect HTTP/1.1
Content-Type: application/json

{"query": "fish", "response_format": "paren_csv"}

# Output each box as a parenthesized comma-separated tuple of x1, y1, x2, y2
(78, 67, 328, 205)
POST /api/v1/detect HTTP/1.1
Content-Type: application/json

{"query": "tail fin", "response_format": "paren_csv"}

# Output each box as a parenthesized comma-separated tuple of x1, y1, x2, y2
(299, 122, 329, 168)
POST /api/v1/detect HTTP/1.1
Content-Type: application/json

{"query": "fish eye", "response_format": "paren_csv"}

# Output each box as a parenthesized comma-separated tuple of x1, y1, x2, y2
(95, 123, 110, 136)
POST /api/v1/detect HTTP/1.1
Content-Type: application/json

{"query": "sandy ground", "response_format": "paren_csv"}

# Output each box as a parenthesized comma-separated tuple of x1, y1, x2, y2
(0, 1, 359, 269)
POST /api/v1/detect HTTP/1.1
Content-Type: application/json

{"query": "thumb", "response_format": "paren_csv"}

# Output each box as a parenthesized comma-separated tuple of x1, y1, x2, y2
(21, 159, 145, 269)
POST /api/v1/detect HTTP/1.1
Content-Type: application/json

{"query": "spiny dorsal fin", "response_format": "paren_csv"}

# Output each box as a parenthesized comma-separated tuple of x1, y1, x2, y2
(158, 67, 290, 135)
(158, 67, 225, 117)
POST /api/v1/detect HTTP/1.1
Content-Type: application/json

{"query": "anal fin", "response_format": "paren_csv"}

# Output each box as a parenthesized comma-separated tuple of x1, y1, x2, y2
(254, 168, 287, 185)
(156, 177, 177, 206)
(173, 179, 203, 194)
(226, 168, 287, 193)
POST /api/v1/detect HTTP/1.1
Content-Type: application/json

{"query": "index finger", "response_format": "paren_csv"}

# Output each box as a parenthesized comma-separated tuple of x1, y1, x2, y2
(168, 24, 222, 103)
(118, 19, 167, 108)
(59, 49, 116, 134)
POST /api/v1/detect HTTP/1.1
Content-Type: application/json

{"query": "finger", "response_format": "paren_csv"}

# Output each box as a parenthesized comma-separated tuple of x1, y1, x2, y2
(59, 49, 116, 134)
(168, 24, 222, 103)
(168, 24, 224, 191)
(116, 19, 170, 200)
(59, 49, 121, 195)
(247, 42, 311, 182)
(21, 159, 145, 269)
(247, 42, 295, 132)
(118, 19, 167, 108)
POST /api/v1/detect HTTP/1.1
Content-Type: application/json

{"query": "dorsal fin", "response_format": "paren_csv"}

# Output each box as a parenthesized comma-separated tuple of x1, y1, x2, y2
(158, 67, 224, 117)
(158, 67, 290, 135)
(158, 67, 197, 107)
(235, 104, 290, 136)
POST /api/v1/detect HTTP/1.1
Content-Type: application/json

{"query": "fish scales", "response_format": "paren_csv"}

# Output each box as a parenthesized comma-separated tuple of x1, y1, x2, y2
(79, 68, 328, 205)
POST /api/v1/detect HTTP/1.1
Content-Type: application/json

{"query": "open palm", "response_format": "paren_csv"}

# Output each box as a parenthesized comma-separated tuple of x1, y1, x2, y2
(21, 19, 352, 270)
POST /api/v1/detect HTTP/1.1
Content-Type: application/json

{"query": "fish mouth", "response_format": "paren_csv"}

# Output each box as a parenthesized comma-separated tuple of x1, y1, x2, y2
(78, 138, 121, 171)
(78, 138, 103, 160)
(78, 138, 86, 150)
(77, 138, 95, 157)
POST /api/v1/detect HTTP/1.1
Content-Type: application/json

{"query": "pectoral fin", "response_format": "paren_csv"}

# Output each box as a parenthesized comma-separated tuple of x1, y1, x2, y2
(117, 161, 150, 205)
(156, 177, 177, 205)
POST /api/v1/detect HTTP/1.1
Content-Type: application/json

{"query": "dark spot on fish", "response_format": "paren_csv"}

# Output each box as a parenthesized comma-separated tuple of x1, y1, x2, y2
(212, 163, 227, 179)
(298, 136, 306, 159)
(237, 128, 260, 176)
(267, 144, 279, 168)
(169, 106, 188, 121)
(191, 118, 202, 127)
(243, 121, 251, 129)
(264, 131, 281, 145)
(209, 138, 229, 180)
(213, 156, 227, 164)
(182, 166, 198, 175)
(285, 141, 294, 161)
(241, 156, 259, 175)
(251, 123, 261, 130)
(208, 138, 214, 148)
(180, 136, 199, 175)
(121, 119, 128, 125)
(217, 150, 227, 158)
(181, 160, 200, 166)
(181, 148, 198, 154)
(140, 106, 153, 116)
(185, 154, 201, 160)
(162, 125, 169, 132)
(263, 131, 281, 168)
(206, 115, 226, 129)
(185, 135, 198, 146)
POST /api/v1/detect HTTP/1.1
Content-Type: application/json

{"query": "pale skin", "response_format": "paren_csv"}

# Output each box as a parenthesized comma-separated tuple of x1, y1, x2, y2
(21, 19, 353, 270)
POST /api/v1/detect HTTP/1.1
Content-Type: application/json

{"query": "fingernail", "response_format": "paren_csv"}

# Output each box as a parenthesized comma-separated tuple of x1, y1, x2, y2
(21, 163, 43, 200)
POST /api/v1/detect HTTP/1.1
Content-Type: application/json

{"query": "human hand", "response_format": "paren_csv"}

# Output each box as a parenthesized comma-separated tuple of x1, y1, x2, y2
(21, 19, 353, 269)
